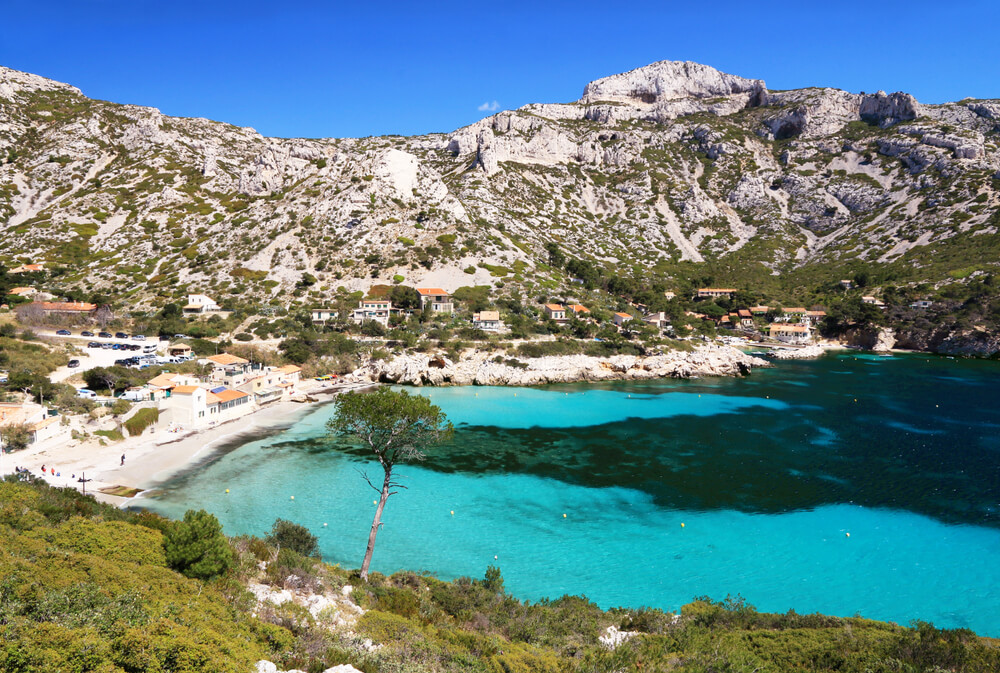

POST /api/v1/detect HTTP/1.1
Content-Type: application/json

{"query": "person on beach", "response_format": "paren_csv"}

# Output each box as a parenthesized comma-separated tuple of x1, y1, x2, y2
(121, 454, 125, 466)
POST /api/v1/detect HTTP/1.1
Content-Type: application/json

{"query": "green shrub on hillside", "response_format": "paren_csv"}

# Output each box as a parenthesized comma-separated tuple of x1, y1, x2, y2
(265, 518, 320, 559)
(163, 509, 234, 580)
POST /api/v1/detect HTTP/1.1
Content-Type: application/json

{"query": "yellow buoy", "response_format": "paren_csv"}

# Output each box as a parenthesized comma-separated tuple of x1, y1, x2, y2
(323, 523, 328, 527)
(373, 500, 377, 505)
(562, 513, 567, 518)
(450, 510, 454, 516)
(854, 399, 857, 402)
(290, 496, 295, 500)
(494, 554, 498, 560)
(846, 532, 851, 538)
(225, 489, 230, 494)
(680, 523, 686, 528)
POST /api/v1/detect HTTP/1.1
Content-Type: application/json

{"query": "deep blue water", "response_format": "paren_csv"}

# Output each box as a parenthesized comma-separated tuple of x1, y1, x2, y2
(136, 353, 1000, 635)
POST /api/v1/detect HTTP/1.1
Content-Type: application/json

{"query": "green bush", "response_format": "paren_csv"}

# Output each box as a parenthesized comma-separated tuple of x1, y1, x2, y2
(162, 509, 234, 580)
(265, 518, 320, 558)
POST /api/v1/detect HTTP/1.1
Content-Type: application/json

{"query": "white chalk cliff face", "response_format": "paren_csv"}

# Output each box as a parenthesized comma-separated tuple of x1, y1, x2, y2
(0, 60, 998, 305)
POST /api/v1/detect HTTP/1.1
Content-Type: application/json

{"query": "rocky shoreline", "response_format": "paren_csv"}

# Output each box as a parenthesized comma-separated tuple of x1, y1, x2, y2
(350, 344, 769, 387)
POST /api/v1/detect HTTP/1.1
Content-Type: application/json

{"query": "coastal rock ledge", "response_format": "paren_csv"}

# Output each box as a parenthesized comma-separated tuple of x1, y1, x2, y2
(352, 345, 768, 387)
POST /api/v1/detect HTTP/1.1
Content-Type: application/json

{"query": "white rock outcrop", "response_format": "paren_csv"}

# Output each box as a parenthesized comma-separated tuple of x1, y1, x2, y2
(353, 345, 767, 387)
(581, 60, 766, 105)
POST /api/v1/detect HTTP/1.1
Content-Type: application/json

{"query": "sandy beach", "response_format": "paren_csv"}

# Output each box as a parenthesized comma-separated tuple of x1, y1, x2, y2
(3, 382, 374, 506)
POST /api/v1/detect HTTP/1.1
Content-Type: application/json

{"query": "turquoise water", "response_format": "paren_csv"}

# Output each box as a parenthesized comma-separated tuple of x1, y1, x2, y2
(137, 353, 1000, 635)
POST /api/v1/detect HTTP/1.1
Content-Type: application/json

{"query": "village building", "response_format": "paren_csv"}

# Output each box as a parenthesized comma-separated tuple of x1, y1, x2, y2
(750, 306, 770, 315)
(472, 310, 503, 332)
(697, 288, 737, 299)
(862, 296, 886, 308)
(35, 301, 97, 315)
(781, 307, 807, 321)
(769, 323, 812, 344)
(663, 291, 676, 300)
(8, 287, 36, 297)
(183, 294, 221, 314)
(566, 304, 590, 318)
(613, 312, 634, 327)
(351, 299, 392, 326)
(803, 310, 827, 326)
(311, 308, 339, 324)
(0, 401, 65, 447)
(737, 309, 754, 327)
(9, 263, 44, 274)
(643, 311, 671, 329)
(416, 288, 453, 313)
(167, 343, 193, 358)
(910, 300, 934, 309)
(543, 303, 566, 322)
(839, 280, 854, 289)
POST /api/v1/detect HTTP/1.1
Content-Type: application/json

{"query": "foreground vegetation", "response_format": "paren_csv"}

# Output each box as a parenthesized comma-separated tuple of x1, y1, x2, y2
(2, 478, 998, 672)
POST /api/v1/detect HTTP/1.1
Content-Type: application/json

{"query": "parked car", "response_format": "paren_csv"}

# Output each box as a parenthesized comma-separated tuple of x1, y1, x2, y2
(173, 334, 189, 339)
(81, 331, 95, 337)
(132, 334, 146, 341)
(56, 329, 72, 336)
(115, 332, 128, 339)
(142, 344, 157, 353)
(87, 341, 101, 348)
(67, 359, 80, 368)
(159, 335, 171, 341)
(76, 389, 97, 399)
(98, 332, 112, 338)
(101, 343, 113, 349)
(127, 344, 141, 351)
(111, 344, 121, 350)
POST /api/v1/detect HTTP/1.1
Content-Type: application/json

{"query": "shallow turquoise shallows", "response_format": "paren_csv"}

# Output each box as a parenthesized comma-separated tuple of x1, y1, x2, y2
(137, 353, 1000, 635)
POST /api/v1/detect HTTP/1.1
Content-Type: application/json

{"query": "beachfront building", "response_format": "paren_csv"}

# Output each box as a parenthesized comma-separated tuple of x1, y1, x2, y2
(183, 294, 221, 314)
(160, 384, 253, 428)
(697, 288, 737, 299)
(472, 310, 503, 332)
(0, 401, 65, 448)
(567, 304, 591, 319)
(416, 288, 453, 313)
(311, 308, 339, 324)
(351, 299, 392, 326)
(781, 307, 807, 321)
(769, 323, 812, 344)
(543, 304, 566, 322)
(613, 312, 634, 327)
(737, 309, 754, 327)
(203, 353, 256, 386)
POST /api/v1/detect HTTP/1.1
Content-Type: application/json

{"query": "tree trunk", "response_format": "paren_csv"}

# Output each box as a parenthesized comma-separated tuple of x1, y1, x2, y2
(359, 467, 392, 581)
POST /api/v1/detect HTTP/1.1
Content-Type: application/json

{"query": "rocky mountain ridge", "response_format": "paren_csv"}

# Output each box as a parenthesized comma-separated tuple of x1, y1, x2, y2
(1, 60, 998, 309)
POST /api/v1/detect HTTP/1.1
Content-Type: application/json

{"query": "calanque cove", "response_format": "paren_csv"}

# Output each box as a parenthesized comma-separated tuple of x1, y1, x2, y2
(1, 48, 1000, 673)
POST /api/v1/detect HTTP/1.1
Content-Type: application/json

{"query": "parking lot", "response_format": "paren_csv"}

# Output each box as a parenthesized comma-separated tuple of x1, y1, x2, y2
(47, 331, 166, 383)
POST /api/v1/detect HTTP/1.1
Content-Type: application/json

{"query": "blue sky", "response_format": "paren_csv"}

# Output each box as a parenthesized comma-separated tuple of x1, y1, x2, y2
(2, 1, 997, 139)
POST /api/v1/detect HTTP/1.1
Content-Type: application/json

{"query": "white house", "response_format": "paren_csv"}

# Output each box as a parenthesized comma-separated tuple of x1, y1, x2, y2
(311, 308, 339, 323)
(543, 304, 566, 322)
(352, 299, 392, 326)
(183, 294, 221, 314)
(613, 312, 634, 327)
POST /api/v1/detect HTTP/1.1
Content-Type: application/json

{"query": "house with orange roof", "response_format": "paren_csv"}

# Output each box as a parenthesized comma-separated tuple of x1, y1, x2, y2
(613, 312, 633, 327)
(9, 263, 44, 274)
(36, 301, 97, 315)
(416, 288, 453, 313)
(643, 311, 671, 329)
(8, 287, 36, 297)
(566, 304, 590, 318)
(543, 303, 566, 322)
(737, 309, 754, 328)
